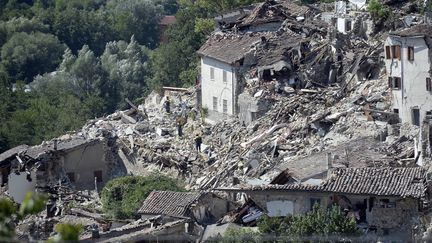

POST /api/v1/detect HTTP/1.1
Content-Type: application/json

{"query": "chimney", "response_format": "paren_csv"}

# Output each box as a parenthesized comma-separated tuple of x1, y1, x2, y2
(327, 152, 333, 170)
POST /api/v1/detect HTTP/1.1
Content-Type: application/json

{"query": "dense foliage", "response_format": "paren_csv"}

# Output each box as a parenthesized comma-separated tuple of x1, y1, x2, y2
(0, 0, 264, 153)
(100, 175, 184, 219)
(216, 205, 359, 242)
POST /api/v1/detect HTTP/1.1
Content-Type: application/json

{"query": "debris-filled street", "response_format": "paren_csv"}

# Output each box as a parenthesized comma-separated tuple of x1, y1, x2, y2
(2, 0, 432, 242)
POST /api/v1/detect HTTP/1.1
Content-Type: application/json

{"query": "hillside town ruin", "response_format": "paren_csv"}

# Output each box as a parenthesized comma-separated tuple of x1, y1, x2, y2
(3, 0, 432, 242)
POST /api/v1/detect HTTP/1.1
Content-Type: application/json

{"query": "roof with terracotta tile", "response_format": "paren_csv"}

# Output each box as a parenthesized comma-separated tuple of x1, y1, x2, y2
(197, 33, 268, 64)
(137, 191, 203, 217)
(391, 24, 432, 38)
(217, 167, 427, 198)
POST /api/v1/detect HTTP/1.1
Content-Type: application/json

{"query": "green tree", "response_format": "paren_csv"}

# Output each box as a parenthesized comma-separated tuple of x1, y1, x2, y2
(149, 2, 208, 90)
(367, 0, 390, 20)
(0, 31, 66, 82)
(52, 7, 114, 55)
(100, 175, 184, 219)
(101, 36, 150, 109)
(106, 0, 161, 48)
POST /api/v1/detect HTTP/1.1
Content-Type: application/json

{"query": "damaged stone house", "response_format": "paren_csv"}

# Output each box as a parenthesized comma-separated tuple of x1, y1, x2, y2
(138, 191, 237, 226)
(0, 137, 115, 202)
(217, 167, 428, 239)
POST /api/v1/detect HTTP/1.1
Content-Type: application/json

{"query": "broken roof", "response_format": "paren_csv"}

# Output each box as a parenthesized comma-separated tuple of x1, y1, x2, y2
(0, 145, 29, 165)
(198, 33, 268, 64)
(217, 167, 427, 198)
(8, 137, 98, 162)
(138, 191, 203, 218)
(390, 24, 432, 38)
(236, 0, 318, 28)
(238, 0, 287, 27)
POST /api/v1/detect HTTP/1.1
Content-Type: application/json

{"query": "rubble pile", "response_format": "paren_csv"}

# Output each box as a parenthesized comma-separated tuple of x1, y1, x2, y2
(43, 72, 416, 193)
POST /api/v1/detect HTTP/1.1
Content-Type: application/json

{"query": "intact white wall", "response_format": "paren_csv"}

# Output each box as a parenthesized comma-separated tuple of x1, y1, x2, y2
(385, 36, 432, 125)
(8, 171, 36, 203)
(201, 57, 237, 122)
(336, 17, 353, 34)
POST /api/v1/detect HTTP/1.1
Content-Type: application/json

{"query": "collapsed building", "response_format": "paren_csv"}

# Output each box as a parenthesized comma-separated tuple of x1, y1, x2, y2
(0, 137, 116, 203)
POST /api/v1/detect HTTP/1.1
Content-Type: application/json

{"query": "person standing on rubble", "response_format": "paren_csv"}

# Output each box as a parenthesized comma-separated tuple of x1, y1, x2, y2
(194, 130, 202, 152)
(176, 115, 186, 137)
(164, 96, 171, 113)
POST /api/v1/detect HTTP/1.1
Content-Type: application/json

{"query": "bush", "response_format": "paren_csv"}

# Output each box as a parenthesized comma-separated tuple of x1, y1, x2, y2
(100, 175, 184, 219)
(288, 204, 359, 238)
(367, 0, 390, 20)
(212, 228, 262, 243)
(257, 214, 292, 236)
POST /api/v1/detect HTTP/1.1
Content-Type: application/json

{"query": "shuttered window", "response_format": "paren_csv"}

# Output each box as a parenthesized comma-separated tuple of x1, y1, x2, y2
(427, 78, 432, 91)
(407, 46, 414, 61)
(388, 77, 401, 90)
(385, 46, 391, 59)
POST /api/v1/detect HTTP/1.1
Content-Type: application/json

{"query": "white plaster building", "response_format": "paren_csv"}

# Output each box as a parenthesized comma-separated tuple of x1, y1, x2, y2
(384, 25, 432, 126)
(197, 34, 264, 123)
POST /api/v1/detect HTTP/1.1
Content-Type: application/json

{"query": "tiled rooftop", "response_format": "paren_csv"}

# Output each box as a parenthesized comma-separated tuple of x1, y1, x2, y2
(138, 191, 203, 217)
(218, 167, 427, 198)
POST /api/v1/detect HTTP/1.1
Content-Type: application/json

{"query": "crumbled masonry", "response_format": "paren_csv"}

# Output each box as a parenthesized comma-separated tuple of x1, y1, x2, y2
(2, 0, 432, 241)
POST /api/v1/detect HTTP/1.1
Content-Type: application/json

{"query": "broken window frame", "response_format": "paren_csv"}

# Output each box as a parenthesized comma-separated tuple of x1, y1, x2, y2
(427, 77, 432, 92)
(222, 99, 228, 114)
(210, 67, 215, 81)
(407, 46, 414, 61)
(223, 70, 227, 83)
(212, 96, 218, 111)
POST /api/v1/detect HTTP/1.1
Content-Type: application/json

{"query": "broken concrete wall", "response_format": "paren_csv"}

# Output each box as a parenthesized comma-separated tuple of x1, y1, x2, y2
(238, 92, 273, 125)
(60, 140, 109, 190)
(192, 194, 237, 225)
(367, 197, 419, 235)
